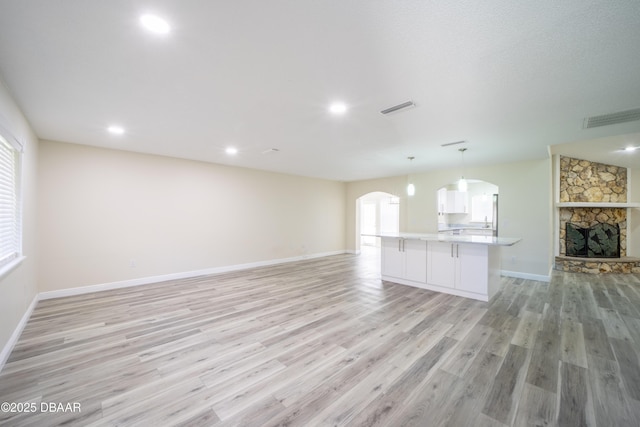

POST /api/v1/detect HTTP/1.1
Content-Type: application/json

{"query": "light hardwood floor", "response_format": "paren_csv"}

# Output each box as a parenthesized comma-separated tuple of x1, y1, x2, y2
(2, 249, 640, 426)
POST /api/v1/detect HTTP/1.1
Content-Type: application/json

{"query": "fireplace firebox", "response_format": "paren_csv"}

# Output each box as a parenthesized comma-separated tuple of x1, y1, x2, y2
(565, 222, 620, 258)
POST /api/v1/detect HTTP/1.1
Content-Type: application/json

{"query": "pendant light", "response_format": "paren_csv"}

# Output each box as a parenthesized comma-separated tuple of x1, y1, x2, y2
(407, 156, 415, 196)
(458, 148, 468, 192)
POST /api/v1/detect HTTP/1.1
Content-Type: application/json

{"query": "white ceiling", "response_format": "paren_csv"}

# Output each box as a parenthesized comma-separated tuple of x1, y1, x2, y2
(1, 1, 639, 181)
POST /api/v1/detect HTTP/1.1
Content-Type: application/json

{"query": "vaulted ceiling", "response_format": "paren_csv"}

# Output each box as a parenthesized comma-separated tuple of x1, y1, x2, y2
(1, 1, 639, 180)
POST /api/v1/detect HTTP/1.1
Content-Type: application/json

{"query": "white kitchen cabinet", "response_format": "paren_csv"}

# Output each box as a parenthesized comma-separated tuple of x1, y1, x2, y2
(404, 239, 428, 282)
(427, 241, 493, 299)
(381, 238, 427, 285)
(456, 243, 489, 294)
(437, 187, 448, 214)
(438, 188, 467, 214)
(426, 241, 456, 288)
(377, 233, 516, 301)
(446, 190, 468, 213)
(382, 237, 404, 279)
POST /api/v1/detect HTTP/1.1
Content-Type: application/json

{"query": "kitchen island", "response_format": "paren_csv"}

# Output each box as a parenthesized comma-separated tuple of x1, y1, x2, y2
(371, 232, 521, 302)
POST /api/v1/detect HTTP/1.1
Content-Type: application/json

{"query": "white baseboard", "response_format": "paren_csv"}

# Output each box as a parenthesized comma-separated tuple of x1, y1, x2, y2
(39, 250, 348, 301)
(0, 294, 39, 373)
(501, 270, 551, 283)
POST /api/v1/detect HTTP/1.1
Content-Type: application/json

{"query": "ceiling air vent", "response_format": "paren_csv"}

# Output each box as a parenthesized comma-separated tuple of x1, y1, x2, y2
(440, 140, 467, 147)
(380, 101, 415, 115)
(584, 108, 640, 129)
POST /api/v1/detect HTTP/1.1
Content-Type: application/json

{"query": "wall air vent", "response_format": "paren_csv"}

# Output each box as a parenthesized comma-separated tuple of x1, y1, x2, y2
(380, 100, 415, 115)
(584, 108, 640, 129)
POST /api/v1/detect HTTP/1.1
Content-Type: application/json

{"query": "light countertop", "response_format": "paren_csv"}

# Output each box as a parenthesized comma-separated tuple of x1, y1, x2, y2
(367, 232, 521, 247)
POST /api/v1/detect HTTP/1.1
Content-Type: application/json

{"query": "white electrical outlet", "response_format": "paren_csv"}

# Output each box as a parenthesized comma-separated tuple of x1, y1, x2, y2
(130, 259, 136, 268)
(510, 256, 516, 264)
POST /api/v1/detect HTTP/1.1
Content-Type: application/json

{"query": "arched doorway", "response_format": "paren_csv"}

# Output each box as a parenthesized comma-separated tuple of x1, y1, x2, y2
(357, 192, 400, 256)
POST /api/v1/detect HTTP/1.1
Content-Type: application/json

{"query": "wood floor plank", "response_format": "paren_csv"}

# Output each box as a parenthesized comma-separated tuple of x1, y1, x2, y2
(444, 305, 487, 340)
(258, 331, 413, 425)
(312, 362, 402, 426)
(344, 336, 458, 427)
(482, 314, 520, 357)
(1, 251, 640, 426)
(510, 310, 541, 349)
(561, 319, 588, 368)
(524, 286, 548, 314)
(622, 315, 640, 348)
(385, 368, 462, 427)
(525, 326, 560, 392)
(441, 323, 492, 377)
(599, 307, 633, 340)
(513, 383, 556, 427)
(587, 354, 640, 427)
(440, 350, 504, 427)
(610, 337, 640, 401)
(582, 316, 616, 360)
(558, 361, 595, 427)
(482, 344, 530, 425)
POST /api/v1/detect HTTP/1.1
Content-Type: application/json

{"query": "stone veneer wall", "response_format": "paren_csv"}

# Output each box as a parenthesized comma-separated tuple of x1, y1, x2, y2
(559, 156, 627, 203)
(557, 156, 631, 273)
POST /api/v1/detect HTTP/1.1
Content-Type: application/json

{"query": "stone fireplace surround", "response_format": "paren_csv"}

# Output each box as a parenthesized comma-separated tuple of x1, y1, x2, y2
(554, 156, 640, 274)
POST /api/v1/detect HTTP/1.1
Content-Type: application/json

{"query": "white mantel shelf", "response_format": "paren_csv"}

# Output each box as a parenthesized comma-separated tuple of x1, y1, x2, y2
(556, 202, 640, 208)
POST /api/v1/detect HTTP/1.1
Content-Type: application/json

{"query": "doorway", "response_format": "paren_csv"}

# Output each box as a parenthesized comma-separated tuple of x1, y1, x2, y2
(358, 192, 400, 254)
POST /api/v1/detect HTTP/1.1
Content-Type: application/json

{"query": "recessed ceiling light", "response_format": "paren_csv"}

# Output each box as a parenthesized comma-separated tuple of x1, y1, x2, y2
(624, 146, 637, 152)
(225, 147, 238, 155)
(107, 125, 125, 135)
(329, 102, 347, 115)
(140, 14, 171, 34)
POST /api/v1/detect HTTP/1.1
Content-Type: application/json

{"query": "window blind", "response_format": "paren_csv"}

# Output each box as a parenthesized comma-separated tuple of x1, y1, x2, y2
(0, 135, 20, 269)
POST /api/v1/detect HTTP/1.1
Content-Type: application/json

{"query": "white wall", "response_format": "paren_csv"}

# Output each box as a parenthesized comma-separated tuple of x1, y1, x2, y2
(0, 80, 39, 359)
(346, 158, 553, 278)
(38, 140, 346, 292)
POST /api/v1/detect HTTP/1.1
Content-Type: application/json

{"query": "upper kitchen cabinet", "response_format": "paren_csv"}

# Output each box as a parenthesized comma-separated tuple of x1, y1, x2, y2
(437, 188, 467, 214)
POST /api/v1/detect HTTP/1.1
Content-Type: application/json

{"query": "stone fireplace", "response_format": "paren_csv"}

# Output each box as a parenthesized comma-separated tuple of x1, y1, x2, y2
(555, 156, 640, 273)
(559, 207, 626, 258)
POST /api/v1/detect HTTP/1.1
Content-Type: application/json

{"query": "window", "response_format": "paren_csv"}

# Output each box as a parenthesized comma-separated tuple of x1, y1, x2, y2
(0, 132, 22, 272)
(471, 194, 493, 223)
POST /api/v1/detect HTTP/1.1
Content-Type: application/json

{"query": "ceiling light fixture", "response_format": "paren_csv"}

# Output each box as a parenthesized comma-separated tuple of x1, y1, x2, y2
(329, 102, 347, 115)
(107, 125, 125, 135)
(407, 156, 415, 196)
(225, 147, 238, 155)
(624, 146, 638, 152)
(140, 14, 171, 34)
(458, 148, 468, 192)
